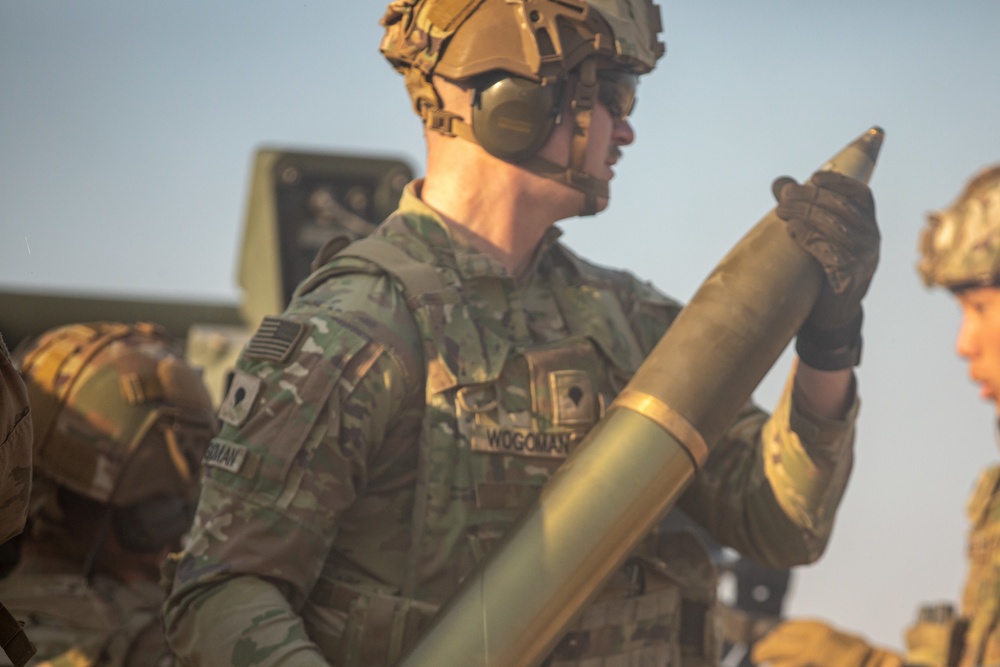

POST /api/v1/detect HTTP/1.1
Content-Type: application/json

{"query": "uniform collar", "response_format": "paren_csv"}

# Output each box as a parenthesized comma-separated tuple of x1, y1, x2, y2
(396, 179, 564, 282)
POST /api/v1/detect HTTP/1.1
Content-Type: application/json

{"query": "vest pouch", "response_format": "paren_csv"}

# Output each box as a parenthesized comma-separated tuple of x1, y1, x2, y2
(459, 340, 606, 563)
(642, 530, 720, 667)
(334, 588, 438, 667)
(546, 584, 682, 666)
(544, 530, 719, 666)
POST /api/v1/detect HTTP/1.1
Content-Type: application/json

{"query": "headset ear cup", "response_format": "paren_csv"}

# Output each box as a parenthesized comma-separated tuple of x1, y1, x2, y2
(471, 77, 558, 163)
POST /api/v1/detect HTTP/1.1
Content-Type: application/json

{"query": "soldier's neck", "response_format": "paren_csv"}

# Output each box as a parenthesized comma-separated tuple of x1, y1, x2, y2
(423, 139, 575, 277)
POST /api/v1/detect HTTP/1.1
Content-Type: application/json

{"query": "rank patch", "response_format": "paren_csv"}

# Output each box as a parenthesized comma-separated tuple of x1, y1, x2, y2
(218, 370, 261, 427)
(550, 370, 595, 425)
(245, 316, 307, 363)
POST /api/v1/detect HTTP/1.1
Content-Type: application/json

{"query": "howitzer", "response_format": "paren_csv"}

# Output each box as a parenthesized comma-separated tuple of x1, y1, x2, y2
(396, 126, 885, 667)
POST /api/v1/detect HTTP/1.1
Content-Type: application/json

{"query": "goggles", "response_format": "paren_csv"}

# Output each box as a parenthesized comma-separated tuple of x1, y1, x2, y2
(596, 69, 638, 120)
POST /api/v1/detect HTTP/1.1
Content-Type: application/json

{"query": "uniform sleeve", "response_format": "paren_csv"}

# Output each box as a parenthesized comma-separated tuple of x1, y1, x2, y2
(163, 273, 422, 666)
(678, 361, 858, 567)
(0, 333, 31, 544)
(607, 269, 857, 568)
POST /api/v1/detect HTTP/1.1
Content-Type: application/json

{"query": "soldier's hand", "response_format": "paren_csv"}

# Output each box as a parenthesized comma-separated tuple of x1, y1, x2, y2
(773, 171, 880, 370)
(751, 619, 902, 667)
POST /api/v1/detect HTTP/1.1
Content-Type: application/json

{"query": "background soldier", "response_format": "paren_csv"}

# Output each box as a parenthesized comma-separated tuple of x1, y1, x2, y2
(0, 322, 216, 666)
(0, 331, 31, 548)
(753, 164, 1000, 667)
(164, 1, 880, 664)
(0, 331, 33, 666)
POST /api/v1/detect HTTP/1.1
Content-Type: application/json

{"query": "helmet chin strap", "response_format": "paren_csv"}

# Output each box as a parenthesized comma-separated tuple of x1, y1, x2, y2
(568, 58, 608, 216)
(420, 58, 610, 217)
(508, 58, 611, 217)
(520, 156, 609, 217)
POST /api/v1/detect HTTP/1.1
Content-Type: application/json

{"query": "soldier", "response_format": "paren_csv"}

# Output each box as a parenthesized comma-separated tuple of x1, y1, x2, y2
(752, 165, 1000, 667)
(0, 322, 216, 666)
(0, 331, 33, 667)
(164, 1, 880, 664)
(0, 331, 31, 549)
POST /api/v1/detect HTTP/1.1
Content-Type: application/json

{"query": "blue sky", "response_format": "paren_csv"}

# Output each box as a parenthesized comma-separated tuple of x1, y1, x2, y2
(4, 1, 1000, 651)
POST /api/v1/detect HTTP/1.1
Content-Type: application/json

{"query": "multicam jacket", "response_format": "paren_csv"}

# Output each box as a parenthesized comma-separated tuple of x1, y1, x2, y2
(956, 463, 1000, 667)
(901, 462, 1000, 667)
(0, 553, 171, 667)
(164, 181, 858, 666)
(0, 332, 31, 545)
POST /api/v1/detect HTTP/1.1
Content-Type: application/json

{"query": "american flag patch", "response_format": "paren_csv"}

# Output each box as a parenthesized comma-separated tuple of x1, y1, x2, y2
(245, 316, 307, 362)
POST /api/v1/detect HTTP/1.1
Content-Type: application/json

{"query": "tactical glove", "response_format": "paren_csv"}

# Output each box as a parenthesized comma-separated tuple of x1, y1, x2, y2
(773, 170, 880, 370)
(752, 619, 902, 667)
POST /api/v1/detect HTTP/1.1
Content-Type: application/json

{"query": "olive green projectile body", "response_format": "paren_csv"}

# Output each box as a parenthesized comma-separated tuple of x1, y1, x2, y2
(396, 126, 885, 667)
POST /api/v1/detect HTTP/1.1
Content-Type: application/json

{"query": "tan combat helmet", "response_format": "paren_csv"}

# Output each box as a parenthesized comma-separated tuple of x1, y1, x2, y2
(919, 165, 1000, 290)
(380, 0, 665, 214)
(15, 322, 217, 555)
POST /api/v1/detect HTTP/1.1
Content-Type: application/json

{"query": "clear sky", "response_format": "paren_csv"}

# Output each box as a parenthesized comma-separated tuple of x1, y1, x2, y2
(3, 0, 1000, 652)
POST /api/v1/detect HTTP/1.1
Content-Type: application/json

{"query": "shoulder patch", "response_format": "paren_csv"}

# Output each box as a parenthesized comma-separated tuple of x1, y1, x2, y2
(218, 369, 262, 427)
(245, 316, 308, 363)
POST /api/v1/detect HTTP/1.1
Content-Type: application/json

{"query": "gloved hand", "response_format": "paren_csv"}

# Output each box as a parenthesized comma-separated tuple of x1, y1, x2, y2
(773, 170, 880, 370)
(752, 619, 903, 667)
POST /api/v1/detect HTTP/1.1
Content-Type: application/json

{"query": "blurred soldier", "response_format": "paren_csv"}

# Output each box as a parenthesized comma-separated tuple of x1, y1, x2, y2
(164, 1, 880, 664)
(753, 164, 1000, 667)
(0, 331, 31, 548)
(0, 331, 33, 667)
(0, 322, 216, 666)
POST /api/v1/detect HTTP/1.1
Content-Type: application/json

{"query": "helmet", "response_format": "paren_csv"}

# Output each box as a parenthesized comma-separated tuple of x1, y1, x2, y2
(380, 0, 665, 214)
(15, 322, 216, 552)
(918, 165, 1000, 289)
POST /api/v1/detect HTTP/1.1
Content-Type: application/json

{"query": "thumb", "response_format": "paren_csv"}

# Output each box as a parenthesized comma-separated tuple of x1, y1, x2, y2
(771, 176, 798, 202)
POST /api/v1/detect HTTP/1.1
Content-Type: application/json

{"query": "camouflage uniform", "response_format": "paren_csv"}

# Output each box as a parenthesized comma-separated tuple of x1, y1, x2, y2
(0, 332, 31, 545)
(943, 463, 1000, 666)
(754, 166, 1000, 667)
(0, 552, 172, 667)
(1, 322, 216, 667)
(164, 181, 859, 666)
(910, 165, 1000, 667)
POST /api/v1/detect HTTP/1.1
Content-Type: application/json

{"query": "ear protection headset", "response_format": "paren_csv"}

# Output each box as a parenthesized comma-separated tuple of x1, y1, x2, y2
(471, 75, 564, 163)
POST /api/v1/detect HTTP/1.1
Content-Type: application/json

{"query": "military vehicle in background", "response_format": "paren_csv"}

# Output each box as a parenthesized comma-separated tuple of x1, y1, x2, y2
(0, 148, 414, 405)
(188, 149, 413, 404)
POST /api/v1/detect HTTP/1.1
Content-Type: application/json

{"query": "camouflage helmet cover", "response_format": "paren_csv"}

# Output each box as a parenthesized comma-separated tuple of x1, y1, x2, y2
(15, 322, 216, 509)
(918, 165, 1000, 289)
(380, 0, 665, 115)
